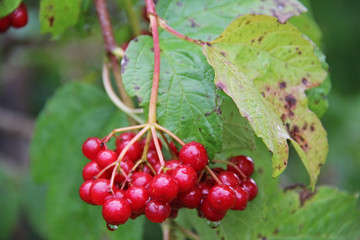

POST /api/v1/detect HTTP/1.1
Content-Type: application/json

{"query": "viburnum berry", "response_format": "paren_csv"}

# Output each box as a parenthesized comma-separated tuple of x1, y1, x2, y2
(116, 132, 136, 145)
(114, 159, 134, 184)
(90, 179, 114, 205)
(10, 3, 28, 28)
(232, 186, 249, 210)
(102, 198, 131, 225)
(82, 137, 103, 160)
(96, 149, 118, 169)
(241, 178, 258, 201)
(219, 171, 241, 188)
(79, 180, 95, 204)
(82, 161, 110, 180)
(179, 141, 208, 171)
(228, 155, 255, 179)
(178, 186, 202, 209)
(0, 16, 11, 33)
(208, 185, 236, 211)
(171, 165, 197, 192)
(116, 139, 142, 162)
(164, 159, 181, 175)
(131, 172, 153, 187)
(125, 186, 150, 213)
(200, 198, 227, 222)
(149, 173, 179, 202)
(145, 200, 171, 223)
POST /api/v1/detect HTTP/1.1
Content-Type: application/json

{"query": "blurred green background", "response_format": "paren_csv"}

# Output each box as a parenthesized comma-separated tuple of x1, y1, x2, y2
(0, 0, 359, 239)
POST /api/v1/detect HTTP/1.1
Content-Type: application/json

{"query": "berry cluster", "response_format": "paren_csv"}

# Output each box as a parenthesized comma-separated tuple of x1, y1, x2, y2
(79, 132, 258, 229)
(0, 3, 28, 33)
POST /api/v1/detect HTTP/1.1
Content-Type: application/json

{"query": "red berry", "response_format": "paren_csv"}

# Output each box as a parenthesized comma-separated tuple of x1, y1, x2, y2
(219, 171, 241, 188)
(200, 198, 226, 222)
(102, 198, 131, 225)
(82, 137, 103, 160)
(179, 141, 208, 171)
(131, 172, 153, 187)
(171, 165, 197, 192)
(232, 186, 249, 210)
(126, 186, 150, 213)
(208, 185, 236, 211)
(10, 3, 28, 28)
(116, 139, 142, 162)
(79, 180, 95, 204)
(178, 187, 202, 209)
(228, 155, 255, 178)
(90, 179, 114, 205)
(169, 208, 179, 219)
(149, 173, 179, 202)
(241, 178, 258, 201)
(114, 159, 134, 184)
(96, 149, 118, 169)
(116, 132, 136, 146)
(145, 200, 171, 223)
(82, 161, 110, 180)
(147, 150, 160, 166)
(0, 16, 11, 33)
(197, 182, 212, 197)
(164, 160, 181, 175)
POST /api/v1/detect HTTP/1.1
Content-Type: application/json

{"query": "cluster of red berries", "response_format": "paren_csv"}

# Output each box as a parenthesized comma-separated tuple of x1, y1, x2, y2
(79, 132, 258, 229)
(0, 3, 28, 33)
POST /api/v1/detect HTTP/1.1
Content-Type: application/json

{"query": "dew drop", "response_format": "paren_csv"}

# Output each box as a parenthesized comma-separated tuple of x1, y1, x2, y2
(106, 223, 118, 231)
(207, 220, 221, 229)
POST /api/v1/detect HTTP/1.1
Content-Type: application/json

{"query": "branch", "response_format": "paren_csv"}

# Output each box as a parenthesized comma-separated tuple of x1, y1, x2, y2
(94, 0, 136, 124)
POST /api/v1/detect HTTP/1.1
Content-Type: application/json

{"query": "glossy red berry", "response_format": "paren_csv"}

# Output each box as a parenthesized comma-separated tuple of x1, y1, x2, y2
(126, 186, 150, 213)
(200, 198, 226, 222)
(228, 155, 255, 178)
(179, 141, 208, 171)
(90, 179, 114, 205)
(131, 172, 153, 187)
(219, 171, 241, 188)
(10, 3, 28, 28)
(114, 159, 134, 184)
(145, 200, 171, 223)
(171, 165, 197, 192)
(82, 137, 103, 160)
(208, 185, 236, 211)
(82, 161, 110, 180)
(164, 160, 181, 175)
(116, 132, 136, 144)
(147, 150, 160, 166)
(0, 16, 10, 33)
(102, 198, 131, 225)
(197, 182, 212, 197)
(96, 149, 118, 169)
(178, 187, 202, 209)
(241, 178, 258, 201)
(149, 173, 179, 202)
(116, 139, 142, 162)
(79, 180, 95, 204)
(232, 186, 249, 210)
(140, 137, 162, 150)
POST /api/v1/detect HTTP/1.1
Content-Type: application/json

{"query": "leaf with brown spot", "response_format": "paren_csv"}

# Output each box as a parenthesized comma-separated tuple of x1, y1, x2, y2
(203, 15, 328, 189)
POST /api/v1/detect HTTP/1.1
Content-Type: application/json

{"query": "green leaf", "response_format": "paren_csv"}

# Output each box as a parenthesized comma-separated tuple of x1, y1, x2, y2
(203, 15, 328, 189)
(30, 82, 144, 240)
(220, 95, 256, 156)
(122, 36, 222, 158)
(177, 140, 360, 239)
(0, 0, 21, 18)
(0, 165, 20, 239)
(156, 0, 306, 41)
(39, 0, 82, 36)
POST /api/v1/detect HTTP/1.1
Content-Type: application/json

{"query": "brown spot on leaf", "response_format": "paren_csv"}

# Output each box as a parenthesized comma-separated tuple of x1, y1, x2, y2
(220, 52, 226, 57)
(300, 189, 316, 206)
(251, 39, 255, 43)
(302, 78, 308, 85)
(310, 124, 315, 131)
(285, 94, 296, 109)
(258, 36, 264, 42)
(48, 16, 54, 26)
(273, 228, 279, 235)
(246, 20, 251, 25)
(258, 168, 263, 174)
(279, 81, 287, 89)
(216, 82, 227, 91)
(188, 18, 199, 28)
(302, 122, 308, 130)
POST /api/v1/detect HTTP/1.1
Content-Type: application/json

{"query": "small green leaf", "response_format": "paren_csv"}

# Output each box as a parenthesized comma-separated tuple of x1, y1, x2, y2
(0, 0, 21, 18)
(221, 96, 256, 156)
(157, 0, 306, 41)
(122, 36, 222, 158)
(203, 15, 328, 189)
(30, 82, 144, 240)
(39, 0, 82, 36)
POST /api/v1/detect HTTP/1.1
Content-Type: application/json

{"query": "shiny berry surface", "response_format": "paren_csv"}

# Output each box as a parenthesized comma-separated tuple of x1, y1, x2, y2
(131, 172, 153, 187)
(82, 137, 103, 160)
(0, 16, 10, 33)
(145, 200, 171, 223)
(179, 141, 208, 171)
(241, 178, 258, 201)
(232, 186, 249, 210)
(82, 161, 110, 180)
(228, 155, 255, 178)
(178, 187, 202, 209)
(102, 198, 131, 225)
(219, 171, 241, 188)
(79, 180, 95, 204)
(208, 185, 236, 211)
(171, 165, 197, 192)
(126, 186, 150, 213)
(10, 3, 28, 28)
(200, 198, 227, 222)
(164, 160, 181, 175)
(96, 149, 118, 169)
(90, 179, 113, 205)
(116, 140, 142, 162)
(149, 173, 179, 202)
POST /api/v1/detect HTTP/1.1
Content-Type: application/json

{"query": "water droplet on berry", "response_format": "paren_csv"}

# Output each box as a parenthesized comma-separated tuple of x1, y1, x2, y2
(207, 220, 221, 229)
(106, 223, 118, 231)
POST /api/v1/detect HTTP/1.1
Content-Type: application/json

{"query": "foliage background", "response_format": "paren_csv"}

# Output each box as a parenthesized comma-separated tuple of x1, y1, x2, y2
(0, 0, 359, 239)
